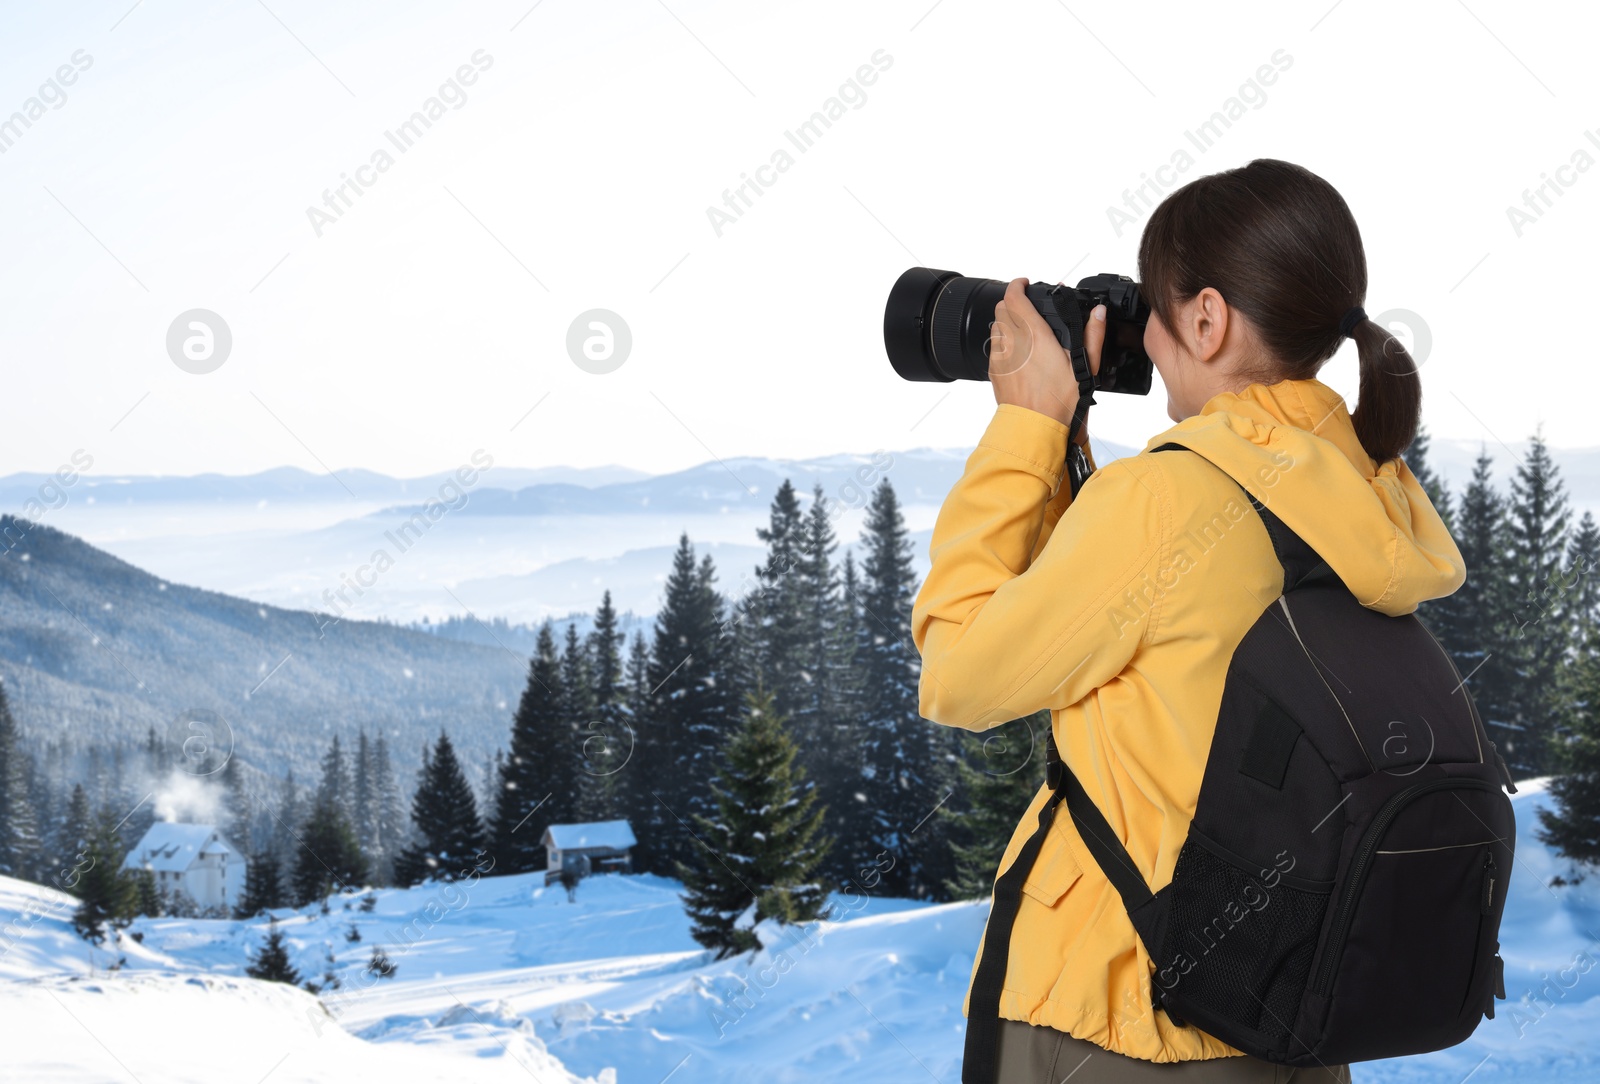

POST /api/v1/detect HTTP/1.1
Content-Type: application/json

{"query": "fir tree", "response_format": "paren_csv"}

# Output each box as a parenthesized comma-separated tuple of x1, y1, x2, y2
(370, 735, 407, 886)
(676, 687, 833, 958)
(366, 945, 396, 979)
(794, 492, 867, 888)
(290, 741, 369, 906)
(1452, 449, 1520, 774)
(856, 481, 954, 898)
(577, 591, 631, 821)
(0, 682, 42, 881)
(1406, 428, 1466, 655)
(270, 770, 304, 858)
(246, 920, 302, 985)
(488, 623, 567, 874)
(129, 867, 162, 918)
(1538, 642, 1600, 867)
(1403, 425, 1453, 527)
(72, 810, 136, 943)
(237, 847, 285, 917)
(394, 731, 483, 886)
(314, 735, 355, 827)
(820, 549, 872, 885)
(49, 783, 93, 896)
(942, 713, 1047, 899)
(619, 628, 656, 860)
(752, 480, 810, 723)
(352, 730, 378, 873)
(638, 536, 737, 875)
(219, 756, 254, 853)
(1505, 430, 1572, 775)
(1566, 512, 1600, 648)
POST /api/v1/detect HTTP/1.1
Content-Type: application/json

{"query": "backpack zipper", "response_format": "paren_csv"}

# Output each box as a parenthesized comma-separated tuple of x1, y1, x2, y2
(1313, 776, 1494, 998)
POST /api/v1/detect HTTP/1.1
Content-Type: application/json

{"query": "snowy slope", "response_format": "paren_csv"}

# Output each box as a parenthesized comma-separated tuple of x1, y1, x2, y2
(1, 783, 1596, 1082)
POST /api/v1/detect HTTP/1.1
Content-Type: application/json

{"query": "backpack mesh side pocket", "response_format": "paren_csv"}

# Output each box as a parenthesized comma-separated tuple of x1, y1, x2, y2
(1156, 833, 1330, 1052)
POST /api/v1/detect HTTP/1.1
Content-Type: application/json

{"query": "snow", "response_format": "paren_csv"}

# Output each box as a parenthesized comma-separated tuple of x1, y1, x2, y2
(543, 820, 637, 851)
(1, 782, 1597, 1081)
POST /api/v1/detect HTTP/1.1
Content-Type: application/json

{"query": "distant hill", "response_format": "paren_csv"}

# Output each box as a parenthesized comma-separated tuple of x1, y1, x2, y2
(0, 463, 650, 508)
(0, 516, 527, 783)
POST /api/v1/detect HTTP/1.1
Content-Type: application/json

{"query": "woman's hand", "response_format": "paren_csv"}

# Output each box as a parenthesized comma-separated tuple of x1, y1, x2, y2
(990, 278, 1104, 442)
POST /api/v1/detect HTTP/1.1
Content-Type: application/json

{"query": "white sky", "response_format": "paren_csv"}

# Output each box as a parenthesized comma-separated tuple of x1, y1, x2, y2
(1, 0, 1595, 478)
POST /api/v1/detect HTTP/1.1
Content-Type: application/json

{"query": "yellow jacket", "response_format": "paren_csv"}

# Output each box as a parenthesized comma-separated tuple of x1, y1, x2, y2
(911, 378, 1464, 1062)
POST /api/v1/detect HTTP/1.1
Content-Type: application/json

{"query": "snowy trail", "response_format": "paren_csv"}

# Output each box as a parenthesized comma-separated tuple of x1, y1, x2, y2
(2, 784, 1598, 1081)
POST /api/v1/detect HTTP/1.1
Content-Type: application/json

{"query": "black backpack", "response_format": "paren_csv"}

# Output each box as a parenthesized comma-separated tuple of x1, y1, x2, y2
(963, 444, 1517, 1081)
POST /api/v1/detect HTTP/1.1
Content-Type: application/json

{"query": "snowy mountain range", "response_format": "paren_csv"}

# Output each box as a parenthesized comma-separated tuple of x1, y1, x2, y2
(13, 434, 1593, 629)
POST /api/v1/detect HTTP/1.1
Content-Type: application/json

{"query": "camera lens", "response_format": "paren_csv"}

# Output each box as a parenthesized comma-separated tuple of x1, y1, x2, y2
(883, 268, 1007, 382)
(883, 266, 1154, 395)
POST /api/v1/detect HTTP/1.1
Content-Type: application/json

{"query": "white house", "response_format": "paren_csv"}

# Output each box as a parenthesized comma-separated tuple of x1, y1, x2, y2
(541, 819, 635, 886)
(122, 823, 246, 914)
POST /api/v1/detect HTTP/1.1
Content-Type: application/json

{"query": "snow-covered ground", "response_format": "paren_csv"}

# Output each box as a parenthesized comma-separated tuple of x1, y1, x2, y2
(1, 782, 1596, 1082)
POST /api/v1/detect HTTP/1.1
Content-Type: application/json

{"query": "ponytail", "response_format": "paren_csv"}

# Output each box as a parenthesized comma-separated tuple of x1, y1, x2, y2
(1347, 318, 1421, 463)
(1139, 159, 1424, 467)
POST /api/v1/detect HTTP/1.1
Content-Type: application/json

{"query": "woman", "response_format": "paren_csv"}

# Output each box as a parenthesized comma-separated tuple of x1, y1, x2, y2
(911, 159, 1464, 1082)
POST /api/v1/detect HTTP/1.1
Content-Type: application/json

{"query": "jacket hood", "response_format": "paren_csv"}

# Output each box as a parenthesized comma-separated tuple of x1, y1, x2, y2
(1144, 378, 1464, 615)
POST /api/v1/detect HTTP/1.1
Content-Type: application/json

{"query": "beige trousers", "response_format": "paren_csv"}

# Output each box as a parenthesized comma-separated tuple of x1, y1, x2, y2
(993, 1020, 1353, 1084)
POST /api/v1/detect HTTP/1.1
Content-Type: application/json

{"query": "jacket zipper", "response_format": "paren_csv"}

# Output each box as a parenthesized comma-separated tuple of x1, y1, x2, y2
(1313, 777, 1494, 997)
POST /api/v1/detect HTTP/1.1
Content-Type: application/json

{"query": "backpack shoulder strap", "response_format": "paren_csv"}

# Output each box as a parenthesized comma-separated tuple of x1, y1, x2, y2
(1049, 444, 1329, 955)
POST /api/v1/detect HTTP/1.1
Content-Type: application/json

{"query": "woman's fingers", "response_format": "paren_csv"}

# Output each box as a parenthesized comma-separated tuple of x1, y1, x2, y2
(991, 279, 1043, 377)
(1083, 303, 1106, 377)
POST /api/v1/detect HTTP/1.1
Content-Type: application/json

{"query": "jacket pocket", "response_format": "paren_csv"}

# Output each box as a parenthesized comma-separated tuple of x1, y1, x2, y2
(1021, 828, 1083, 907)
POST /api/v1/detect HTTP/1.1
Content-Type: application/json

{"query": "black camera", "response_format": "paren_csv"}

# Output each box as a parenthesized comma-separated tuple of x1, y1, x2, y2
(882, 268, 1154, 395)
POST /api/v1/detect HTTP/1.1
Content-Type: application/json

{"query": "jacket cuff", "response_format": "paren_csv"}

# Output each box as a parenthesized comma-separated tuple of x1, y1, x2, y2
(978, 405, 1072, 491)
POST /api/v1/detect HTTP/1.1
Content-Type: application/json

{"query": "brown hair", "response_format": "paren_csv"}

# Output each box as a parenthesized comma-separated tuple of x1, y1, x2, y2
(1136, 158, 1420, 463)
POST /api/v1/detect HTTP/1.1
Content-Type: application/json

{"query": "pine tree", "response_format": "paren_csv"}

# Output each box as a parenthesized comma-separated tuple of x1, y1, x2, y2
(619, 628, 656, 861)
(1566, 512, 1600, 648)
(1452, 449, 1521, 774)
(753, 480, 810, 723)
(72, 809, 136, 943)
(577, 591, 631, 821)
(1505, 430, 1572, 776)
(314, 735, 355, 827)
(942, 713, 1048, 899)
(0, 682, 42, 881)
(488, 623, 568, 874)
(1406, 428, 1467, 655)
(352, 730, 378, 872)
(246, 920, 302, 985)
(237, 847, 285, 917)
(366, 945, 396, 979)
(676, 687, 833, 958)
(794, 487, 862, 889)
(1538, 640, 1600, 867)
(129, 867, 162, 918)
(219, 756, 254, 853)
(638, 535, 737, 875)
(271, 770, 305, 859)
(1403, 425, 1453, 527)
(290, 739, 369, 906)
(370, 734, 407, 885)
(819, 549, 872, 886)
(394, 731, 483, 886)
(856, 480, 954, 898)
(49, 782, 93, 895)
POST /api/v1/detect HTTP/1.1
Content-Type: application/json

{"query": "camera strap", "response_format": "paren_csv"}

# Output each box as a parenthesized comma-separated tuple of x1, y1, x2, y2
(1063, 381, 1096, 498)
(1050, 287, 1098, 498)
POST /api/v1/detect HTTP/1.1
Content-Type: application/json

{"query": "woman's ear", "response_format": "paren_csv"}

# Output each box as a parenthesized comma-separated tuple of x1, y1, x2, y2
(1188, 287, 1231, 366)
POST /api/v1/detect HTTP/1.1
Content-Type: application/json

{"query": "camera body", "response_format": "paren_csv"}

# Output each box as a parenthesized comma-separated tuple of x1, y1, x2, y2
(883, 268, 1153, 395)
